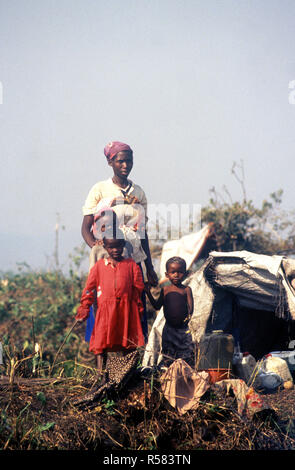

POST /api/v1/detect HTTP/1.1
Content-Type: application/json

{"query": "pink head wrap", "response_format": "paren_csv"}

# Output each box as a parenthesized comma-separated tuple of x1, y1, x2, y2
(104, 141, 133, 160)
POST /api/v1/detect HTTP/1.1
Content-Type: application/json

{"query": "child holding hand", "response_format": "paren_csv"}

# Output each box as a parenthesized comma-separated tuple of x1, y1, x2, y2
(76, 229, 145, 382)
(145, 256, 196, 368)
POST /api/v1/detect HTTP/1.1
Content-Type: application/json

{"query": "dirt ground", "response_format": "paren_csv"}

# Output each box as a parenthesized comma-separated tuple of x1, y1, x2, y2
(1, 369, 295, 453)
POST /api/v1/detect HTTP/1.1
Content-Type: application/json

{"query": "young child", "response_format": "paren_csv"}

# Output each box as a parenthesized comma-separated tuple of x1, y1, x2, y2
(76, 229, 145, 382)
(145, 256, 196, 368)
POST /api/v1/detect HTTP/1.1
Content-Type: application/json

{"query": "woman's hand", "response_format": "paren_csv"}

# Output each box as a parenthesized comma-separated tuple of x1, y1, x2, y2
(146, 266, 158, 287)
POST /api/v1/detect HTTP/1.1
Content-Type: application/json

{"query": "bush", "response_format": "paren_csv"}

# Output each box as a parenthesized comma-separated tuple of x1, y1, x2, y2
(0, 268, 88, 377)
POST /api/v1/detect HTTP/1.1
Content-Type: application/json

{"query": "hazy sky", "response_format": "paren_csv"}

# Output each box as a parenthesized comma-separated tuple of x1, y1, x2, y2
(1, 0, 295, 272)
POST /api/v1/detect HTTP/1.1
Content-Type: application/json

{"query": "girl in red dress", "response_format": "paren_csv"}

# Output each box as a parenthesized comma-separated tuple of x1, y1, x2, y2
(76, 230, 145, 381)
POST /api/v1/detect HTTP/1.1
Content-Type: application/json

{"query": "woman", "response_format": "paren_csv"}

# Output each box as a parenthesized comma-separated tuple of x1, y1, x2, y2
(81, 141, 158, 340)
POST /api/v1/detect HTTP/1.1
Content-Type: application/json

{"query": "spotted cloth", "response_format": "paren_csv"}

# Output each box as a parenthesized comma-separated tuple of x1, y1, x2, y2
(72, 349, 139, 409)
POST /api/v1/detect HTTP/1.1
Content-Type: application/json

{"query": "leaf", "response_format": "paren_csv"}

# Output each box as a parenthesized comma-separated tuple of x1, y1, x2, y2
(22, 340, 30, 352)
(37, 421, 55, 433)
(36, 391, 46, 404)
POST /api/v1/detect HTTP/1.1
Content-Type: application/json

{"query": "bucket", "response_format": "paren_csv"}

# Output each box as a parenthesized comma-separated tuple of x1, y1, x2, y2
(197, 330, 234, 372)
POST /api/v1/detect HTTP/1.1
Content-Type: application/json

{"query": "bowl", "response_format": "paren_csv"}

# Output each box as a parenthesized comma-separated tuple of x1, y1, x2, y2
(206, 368, 231, 384)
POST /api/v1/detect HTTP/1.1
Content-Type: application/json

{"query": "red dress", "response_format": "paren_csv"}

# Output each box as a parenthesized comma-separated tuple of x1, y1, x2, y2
(76, 258, 145, 354)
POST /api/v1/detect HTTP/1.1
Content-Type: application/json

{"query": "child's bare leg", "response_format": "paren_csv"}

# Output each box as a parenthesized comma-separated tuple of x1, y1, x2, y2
(96, 351, 107, 374)
(96, 353, 104, 376)
(95, 351, 108, 385)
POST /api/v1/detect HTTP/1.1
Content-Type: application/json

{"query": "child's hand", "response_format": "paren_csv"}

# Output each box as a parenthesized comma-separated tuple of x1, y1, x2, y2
(144, 282, 150, 293)
(76, 317, 86, 323)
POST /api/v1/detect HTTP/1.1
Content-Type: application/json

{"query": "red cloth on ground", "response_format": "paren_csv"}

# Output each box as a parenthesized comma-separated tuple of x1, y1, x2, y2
(76, 258, 145, 354)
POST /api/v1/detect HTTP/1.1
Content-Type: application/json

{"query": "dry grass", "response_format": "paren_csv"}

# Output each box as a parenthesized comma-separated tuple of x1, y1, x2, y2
(1, 365, 295, 451)
(1, 271, 295, 452)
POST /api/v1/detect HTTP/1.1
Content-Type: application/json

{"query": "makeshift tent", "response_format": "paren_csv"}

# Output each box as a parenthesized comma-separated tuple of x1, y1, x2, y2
(159, 223, 215, 284)
(142, 249, 295, 368)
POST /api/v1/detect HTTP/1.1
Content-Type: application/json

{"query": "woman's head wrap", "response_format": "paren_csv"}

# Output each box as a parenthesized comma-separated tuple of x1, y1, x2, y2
(104, 141, 133, 160)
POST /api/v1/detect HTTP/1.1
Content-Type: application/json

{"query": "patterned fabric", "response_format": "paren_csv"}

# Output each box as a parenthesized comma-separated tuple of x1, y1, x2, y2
(72, 349, 139, 408)
(213, 379, 271, 418)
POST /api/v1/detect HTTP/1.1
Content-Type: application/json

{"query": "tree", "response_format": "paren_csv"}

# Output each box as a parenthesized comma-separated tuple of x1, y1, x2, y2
(201, 161, 295, 255)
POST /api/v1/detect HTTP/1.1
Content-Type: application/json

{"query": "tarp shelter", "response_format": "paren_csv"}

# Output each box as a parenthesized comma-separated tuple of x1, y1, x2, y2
(159, 223, 215, 284)
(142, 250, 295, 368)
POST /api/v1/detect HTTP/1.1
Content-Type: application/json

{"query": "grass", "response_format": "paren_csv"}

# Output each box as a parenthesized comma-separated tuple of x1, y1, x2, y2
(1, 269, 295, 451)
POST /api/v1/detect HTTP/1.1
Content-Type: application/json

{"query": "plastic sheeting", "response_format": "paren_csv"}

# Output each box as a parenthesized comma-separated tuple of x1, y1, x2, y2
(159, 224, 213, 283)
(142, 250, 295, 368)
(203, 250, 295, 317)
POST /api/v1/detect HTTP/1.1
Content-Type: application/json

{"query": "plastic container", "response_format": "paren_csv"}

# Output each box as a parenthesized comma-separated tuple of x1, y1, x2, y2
(262, 356, 293, 383)
(256, 370, 282, 390)
(233, 352, 257, 385)
(232, 343, 243, 365)
(268, 351, 295, 373)
(197, 330, 234, 371)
